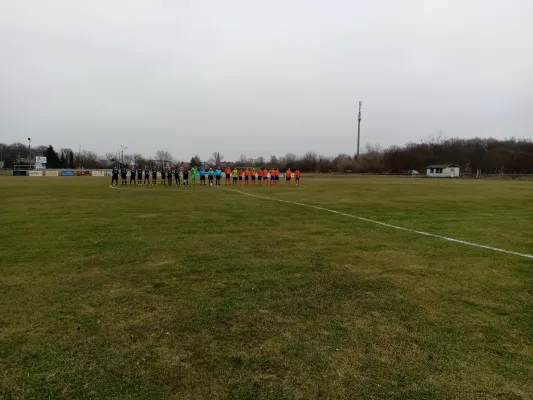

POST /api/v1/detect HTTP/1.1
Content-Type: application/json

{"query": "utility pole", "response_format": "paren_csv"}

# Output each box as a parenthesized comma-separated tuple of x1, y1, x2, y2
(120, 145, 127, 165)
(356, 101, 362, 159)
(27, 138, 31, 163)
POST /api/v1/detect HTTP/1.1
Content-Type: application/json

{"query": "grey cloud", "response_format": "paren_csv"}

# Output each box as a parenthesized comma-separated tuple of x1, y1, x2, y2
(1, 0, 532, 160)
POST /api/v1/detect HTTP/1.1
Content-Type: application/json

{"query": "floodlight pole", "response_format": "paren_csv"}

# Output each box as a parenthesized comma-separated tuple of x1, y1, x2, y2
(120, 145, 127, 165)
(356, 101, 362, 159)
(27, 138, 31, 163)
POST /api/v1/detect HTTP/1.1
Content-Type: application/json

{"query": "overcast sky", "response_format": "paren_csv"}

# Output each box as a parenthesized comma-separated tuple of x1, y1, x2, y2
(1, 0, 532, 161)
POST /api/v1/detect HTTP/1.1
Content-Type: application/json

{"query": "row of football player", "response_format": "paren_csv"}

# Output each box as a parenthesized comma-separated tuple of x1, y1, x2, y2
(110, 166, 301, 186)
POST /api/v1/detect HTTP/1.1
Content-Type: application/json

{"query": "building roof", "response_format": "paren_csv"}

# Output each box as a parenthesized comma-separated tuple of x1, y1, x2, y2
(426, 164, 460, 169)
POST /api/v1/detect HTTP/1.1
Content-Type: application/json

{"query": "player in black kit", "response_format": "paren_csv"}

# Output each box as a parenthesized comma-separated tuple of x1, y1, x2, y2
(121, 166, 127, 185)
(111, 165, 119, 185)
(137, 167, 143, 184)
(130, 165, 136, 185)
(144, 166, 150, 185)
(151, 167, 157, 185)
(174, 167, 181, 186)
(161, 167, 166, 185)
(167, 167, 172, 186)
(183, 168, 189, 186)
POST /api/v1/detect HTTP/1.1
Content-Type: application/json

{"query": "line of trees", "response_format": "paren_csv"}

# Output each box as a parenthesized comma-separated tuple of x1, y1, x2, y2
(1, 135, 532, 173)
(213, 136, 533, 174)
(0, 143, 77, 169)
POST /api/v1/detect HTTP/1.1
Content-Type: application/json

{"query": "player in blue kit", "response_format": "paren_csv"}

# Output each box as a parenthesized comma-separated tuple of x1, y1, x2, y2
(215, 167, 222, 185)
(208, 168, 215, 186)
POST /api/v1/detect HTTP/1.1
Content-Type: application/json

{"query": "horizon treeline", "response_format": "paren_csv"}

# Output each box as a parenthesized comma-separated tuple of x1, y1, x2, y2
(1, 135, 532, 174)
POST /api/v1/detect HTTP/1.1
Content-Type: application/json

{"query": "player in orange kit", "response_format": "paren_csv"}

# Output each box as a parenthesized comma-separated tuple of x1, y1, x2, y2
(224, 166, 231, 185)
(294, 169, 301, 185)
(285, 168, 291, 185)
(269, 168, 275, 186)
(262, 168, 268, 185)
(251, 168, 256, 185)
(238, 169, 243, 185)
(244, 168, 250, 185)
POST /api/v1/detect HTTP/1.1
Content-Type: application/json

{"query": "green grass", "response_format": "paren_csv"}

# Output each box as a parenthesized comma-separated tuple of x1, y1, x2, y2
(1, 175, 533, 399)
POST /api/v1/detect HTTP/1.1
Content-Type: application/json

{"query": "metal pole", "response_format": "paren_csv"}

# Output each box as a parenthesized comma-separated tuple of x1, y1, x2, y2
(27, 138, 31, 163)
(356, 101, 362, 159)
(120, 145, 127, 165)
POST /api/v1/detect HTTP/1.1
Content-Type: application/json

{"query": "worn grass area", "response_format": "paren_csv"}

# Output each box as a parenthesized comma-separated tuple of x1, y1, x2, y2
(1, 175, 533, 399)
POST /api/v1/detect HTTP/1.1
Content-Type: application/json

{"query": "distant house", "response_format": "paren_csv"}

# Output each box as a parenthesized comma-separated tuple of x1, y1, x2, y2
(426, 164, 460, 178)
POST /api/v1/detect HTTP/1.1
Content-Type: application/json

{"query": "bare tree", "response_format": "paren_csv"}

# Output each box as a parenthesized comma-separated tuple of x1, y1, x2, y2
(301, 152, 318, 172)
(208, 152, 224, 166)
(333, 154, 353, 173)
(317, 155, 332, 172)
(268, 155, 278, 166)
(123, 154, 134, 165)
(155, 150, 173, 167)
(79, 150, 101, 169)
(357, 144, 383, 172)
(33, 145, 48, 156)
(421, 130, 445, 146)
(280, 153, 297, 169)
(131, 153, 146, 167)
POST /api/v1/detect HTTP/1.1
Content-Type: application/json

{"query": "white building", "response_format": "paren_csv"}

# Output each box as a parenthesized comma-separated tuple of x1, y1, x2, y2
(426, 164, 460, 178)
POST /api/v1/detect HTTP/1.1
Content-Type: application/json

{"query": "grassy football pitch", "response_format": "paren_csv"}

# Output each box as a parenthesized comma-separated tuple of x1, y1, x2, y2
(1, 175, 533, 399)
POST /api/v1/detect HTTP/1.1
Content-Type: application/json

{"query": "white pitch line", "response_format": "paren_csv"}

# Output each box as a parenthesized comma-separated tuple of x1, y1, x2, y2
(221, 187, 533, 260)
(109, 185, 192, 191)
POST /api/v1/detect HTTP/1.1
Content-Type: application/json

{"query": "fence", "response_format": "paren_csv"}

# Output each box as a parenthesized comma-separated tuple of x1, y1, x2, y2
(1, 168, 112, 177)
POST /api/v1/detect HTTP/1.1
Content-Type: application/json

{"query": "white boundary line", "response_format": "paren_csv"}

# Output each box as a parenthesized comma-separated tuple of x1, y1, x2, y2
(221, 187, 533, 260)
(109, 185, 192, 191)
(109, 184, 307, 191)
